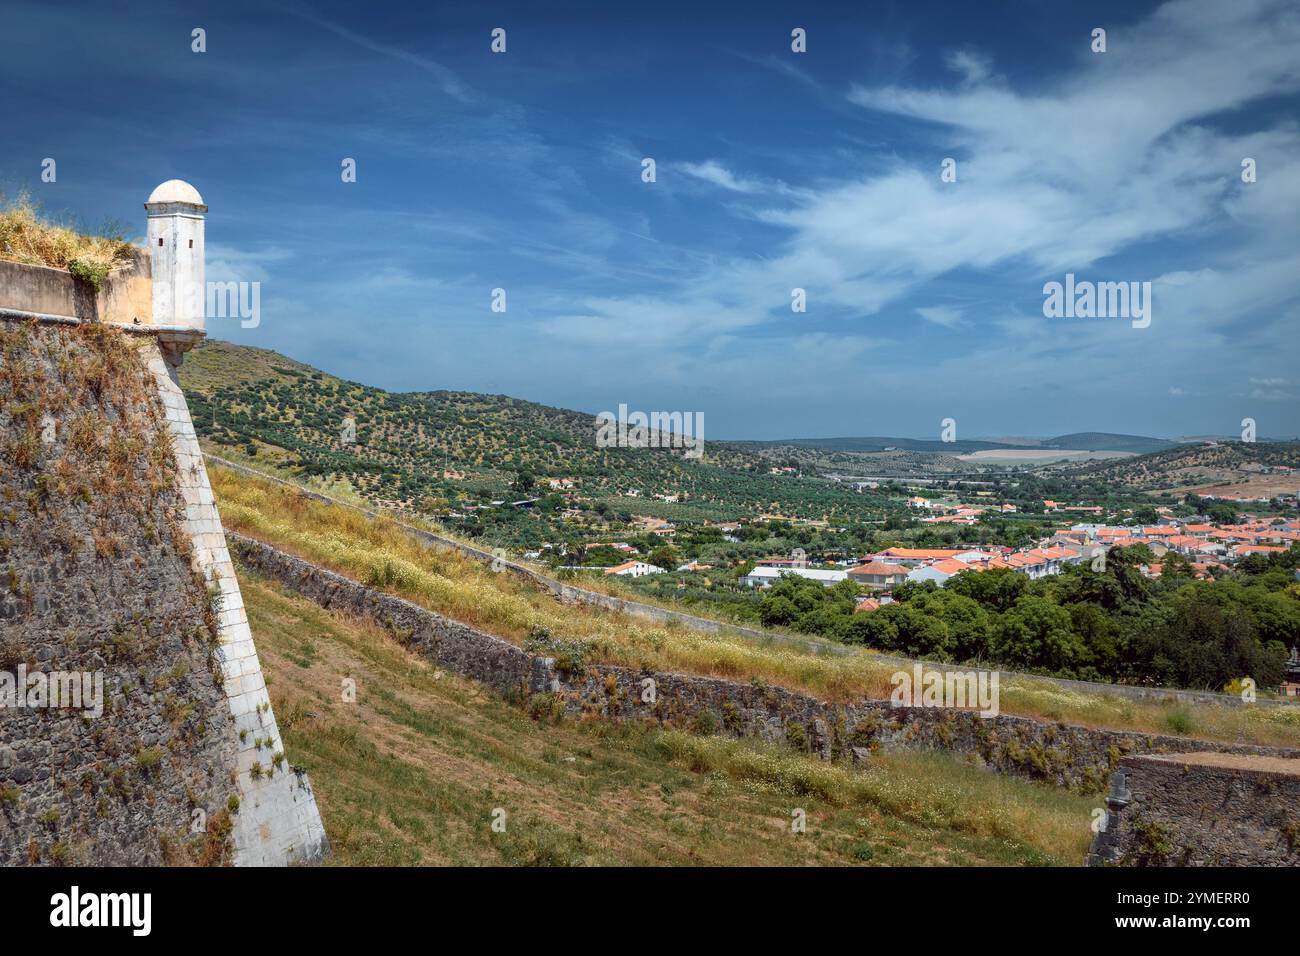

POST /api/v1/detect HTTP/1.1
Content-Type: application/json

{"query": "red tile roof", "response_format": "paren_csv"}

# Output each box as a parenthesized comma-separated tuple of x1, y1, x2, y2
(849, 560, 906, 577)
(877, 548, 965, 560)
(930, 558, 972, 574)
(604, 560, 647, 574)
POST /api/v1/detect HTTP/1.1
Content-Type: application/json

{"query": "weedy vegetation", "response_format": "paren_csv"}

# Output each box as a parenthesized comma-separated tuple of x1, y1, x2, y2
(0, 193, 133, 289)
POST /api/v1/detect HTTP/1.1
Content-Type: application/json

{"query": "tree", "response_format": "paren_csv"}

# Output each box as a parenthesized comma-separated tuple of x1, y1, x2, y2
(842, 611, 894, 647)
(1159, 551, 1195, 580)
(992, 595, 1081, 674)
(945, 567, 1026, 613)
(647, 544, 680, 570)
(1067, 602, 1119, 677)
(1207, 502, 1239, 525)
(512, 470, 536, 494)
(1139, 584, 1290, 690)
(880, 605, 952, 659)
(760, 595, 799, 627)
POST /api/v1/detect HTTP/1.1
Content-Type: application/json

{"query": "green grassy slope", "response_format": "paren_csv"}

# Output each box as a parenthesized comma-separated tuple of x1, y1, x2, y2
(242, 568, 1095, 866)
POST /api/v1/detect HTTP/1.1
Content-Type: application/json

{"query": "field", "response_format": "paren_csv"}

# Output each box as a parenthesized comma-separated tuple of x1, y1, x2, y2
(1158, 476, 1300, 500)
(211, 462, 1300, 749)
(243, 568, 1095, 865)
(957, 450, 1134, 464)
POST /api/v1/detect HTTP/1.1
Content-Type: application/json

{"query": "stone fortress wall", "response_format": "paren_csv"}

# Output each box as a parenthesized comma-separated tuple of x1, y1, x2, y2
(1089, 753, 1300, 866)
(0, 181, 325, 866)
(0, 321, 239, 865)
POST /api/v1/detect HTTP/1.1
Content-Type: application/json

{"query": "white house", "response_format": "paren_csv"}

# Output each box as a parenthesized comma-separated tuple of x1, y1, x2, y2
(604, 560, 662, 577)
(741, 566, 848, 588)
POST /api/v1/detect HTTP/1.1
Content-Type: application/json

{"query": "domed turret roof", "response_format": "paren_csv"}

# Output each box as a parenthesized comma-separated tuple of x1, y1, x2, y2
(146, 180, 205, 205)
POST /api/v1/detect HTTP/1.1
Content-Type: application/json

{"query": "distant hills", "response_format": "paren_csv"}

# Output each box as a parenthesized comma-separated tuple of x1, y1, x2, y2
(178, 340, 1297, 517)
(1039, 433, 1177, 455)
(1061, 440, 1300, 492)
(732, 432, 1178, 456)
(176, 341, 887, 524)
(732, 436, 1011, 454)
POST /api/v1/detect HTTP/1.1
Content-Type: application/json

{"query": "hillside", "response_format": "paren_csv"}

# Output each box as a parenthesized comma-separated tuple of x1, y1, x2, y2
(178, 341, 888, 533)
(736, 436, 1013, 454)
(242, 568, 1091, 865)
(1060, 440, 1300, 494)
(734, 432, 1174, 456)
(1042, 433, 1175, 455)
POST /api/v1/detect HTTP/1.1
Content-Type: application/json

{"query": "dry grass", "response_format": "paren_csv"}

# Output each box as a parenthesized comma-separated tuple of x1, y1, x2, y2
(0, 321, 176, 517)
(653, 732, 1094, 862)
(0, 193, 133, 287)
(209, 464, 1300, 749)
(244, 569, 1093, 865)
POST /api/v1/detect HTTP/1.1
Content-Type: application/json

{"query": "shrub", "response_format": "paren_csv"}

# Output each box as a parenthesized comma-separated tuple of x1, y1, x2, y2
(1163, 707, 1194, 736)
(135, 747, 163, 772)
(68, 256, 113, 289)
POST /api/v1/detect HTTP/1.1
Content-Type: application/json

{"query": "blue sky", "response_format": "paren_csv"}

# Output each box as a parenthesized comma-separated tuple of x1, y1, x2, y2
(2, 0, 1297, 440)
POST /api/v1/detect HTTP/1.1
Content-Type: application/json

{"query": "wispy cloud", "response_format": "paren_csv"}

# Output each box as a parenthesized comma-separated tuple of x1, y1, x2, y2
(915, 305, 963, 328)
(286, 4, 474, 104)
(945, 50, 993, 85)
(678, 160, 762, 193)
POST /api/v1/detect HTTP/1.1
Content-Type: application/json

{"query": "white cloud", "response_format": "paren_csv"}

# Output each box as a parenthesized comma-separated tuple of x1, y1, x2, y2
(306, 0, 1296, 436)
(830, 0, 1300, 291)
(678, 160, 762, 193)
(205, 244, 294, 284)
(945, 50, 993, 85)
(1250, 388, 1296, 401)
(915, 305, 963, 328)
(514, 0, 1300, 436)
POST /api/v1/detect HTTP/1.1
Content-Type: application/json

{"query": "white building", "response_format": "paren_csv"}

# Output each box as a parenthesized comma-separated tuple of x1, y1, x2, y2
(144, 179, 207, 329)
(604, 560, 662, 577)
(741, 566, 848, 588)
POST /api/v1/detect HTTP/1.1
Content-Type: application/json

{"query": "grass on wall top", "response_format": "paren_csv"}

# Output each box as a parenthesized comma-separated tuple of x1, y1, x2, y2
(0, 193, 133, 288)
